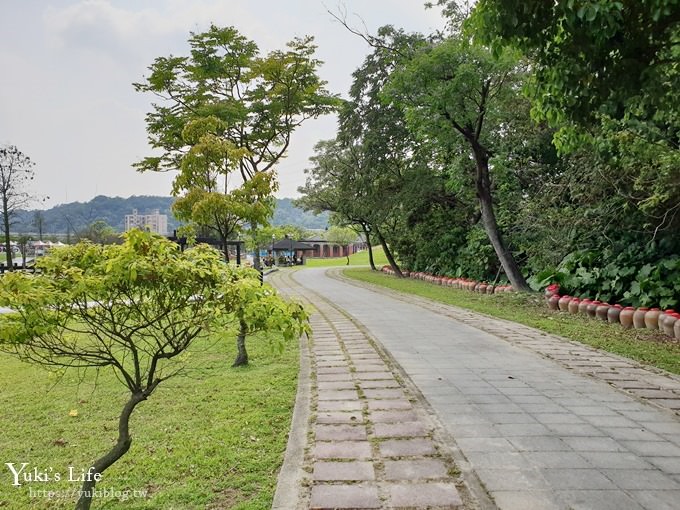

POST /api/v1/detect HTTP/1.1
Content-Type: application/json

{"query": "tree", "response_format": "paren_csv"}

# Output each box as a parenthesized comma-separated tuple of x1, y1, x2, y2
(467, 0, 680, 132)
(386, 38, 532, 291)
(297, 139, 391, 273)
(0, 230, 307, 510)
(0, 145, 36, 270)
(134, 24, 338, 269)
(32, 210, 45, 240)
(466, 0, 680, 247)
(326, 226, 358, 265)
(77, 220, 118, 244)
(173, 173, 277, 262)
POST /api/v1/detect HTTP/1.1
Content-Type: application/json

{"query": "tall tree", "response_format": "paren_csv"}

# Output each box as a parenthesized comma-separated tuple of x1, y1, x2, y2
(134, 25, 338, 269)
(0, 145, 36, 270)
(297, 139, 399, 274)
(386, 39, 532, 290)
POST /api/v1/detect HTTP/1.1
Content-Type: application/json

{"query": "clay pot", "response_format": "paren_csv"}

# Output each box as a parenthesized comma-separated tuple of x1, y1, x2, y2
(644, 308, 661, 329)
(478, 283, 488, 294)
(595, 303, 610, 321)
(675, 316, 680, 340)
(578, 299, 591, 315)
(633, 308, 649, 329)
(586, 300, 601, 318)
(607, 304, 623, 324)
(659, 310, 676, 331)
(619, 307, 635, 329)
(548, 294, 560, 311)
(544, 284, 560, 299)
(662, 312, 679, 338)
(568, 298, 580, 314)
(558, 295, 572, 312)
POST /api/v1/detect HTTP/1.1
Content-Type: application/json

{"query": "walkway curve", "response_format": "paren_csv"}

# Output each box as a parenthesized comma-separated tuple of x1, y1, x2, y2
(280, 267, 680, 510)
(270, 268, 484, 509)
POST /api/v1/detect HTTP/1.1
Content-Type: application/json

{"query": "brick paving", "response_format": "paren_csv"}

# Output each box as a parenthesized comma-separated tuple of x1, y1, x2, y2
(281, 267, 680, 510)
(271, 269, 469, 509)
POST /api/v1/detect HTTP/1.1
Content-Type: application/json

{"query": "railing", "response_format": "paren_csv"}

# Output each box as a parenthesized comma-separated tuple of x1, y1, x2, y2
(0, 263, 39, 275)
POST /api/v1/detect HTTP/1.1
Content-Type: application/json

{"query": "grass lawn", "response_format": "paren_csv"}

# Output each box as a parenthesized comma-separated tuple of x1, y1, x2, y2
(344, 268, 680, 375)
(305, 246, 388, 268)
(0, 330, 299, 509)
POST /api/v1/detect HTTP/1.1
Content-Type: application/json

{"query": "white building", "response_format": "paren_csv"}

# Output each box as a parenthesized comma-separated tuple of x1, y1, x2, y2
(124, 209, 168, 235)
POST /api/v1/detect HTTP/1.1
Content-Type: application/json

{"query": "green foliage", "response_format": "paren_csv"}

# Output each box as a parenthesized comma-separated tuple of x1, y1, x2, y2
(468, 0, 680, 129)
(77, 219, 118, 244)
(325, 226, 357, 246)
(0, 230, 308, 506)
(534, 241, 680, 308)
(0, 229, 307, 382)
(173, 172, 278, 258)
(134, 24, 338, 178)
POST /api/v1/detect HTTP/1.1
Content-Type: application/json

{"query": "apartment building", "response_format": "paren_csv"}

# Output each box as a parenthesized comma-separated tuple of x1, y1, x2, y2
(124, 209, 168, 235)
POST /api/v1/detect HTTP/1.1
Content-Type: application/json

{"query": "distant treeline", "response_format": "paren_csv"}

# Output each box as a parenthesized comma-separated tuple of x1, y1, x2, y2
(13, 196, 328, 234)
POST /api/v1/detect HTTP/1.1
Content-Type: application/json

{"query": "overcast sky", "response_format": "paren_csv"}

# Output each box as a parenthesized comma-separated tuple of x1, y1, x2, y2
(0, 1, 444, 207)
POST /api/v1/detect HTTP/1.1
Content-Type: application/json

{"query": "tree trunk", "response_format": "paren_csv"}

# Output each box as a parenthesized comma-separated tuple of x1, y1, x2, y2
(221, 235, 230, 263)
(75, 391, 149, 510)
(472, 143, 530, 292)
(232, 319, 248, 367)
(375, 227, 403, 277)
(2, 196, 12, 270)
(361, 223, 377, 271)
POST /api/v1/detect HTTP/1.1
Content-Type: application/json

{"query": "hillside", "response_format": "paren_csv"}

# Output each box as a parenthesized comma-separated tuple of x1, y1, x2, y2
(11, 196, 328, 234)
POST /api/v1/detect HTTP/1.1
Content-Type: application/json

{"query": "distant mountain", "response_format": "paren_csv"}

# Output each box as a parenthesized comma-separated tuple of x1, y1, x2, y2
(12, 196, 328, 234)
(272, 198, 329, 230)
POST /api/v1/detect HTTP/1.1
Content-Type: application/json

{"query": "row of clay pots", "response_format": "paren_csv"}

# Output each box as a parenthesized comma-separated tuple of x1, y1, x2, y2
(546, 293, 680, 340)
(380, 266, 514, 294)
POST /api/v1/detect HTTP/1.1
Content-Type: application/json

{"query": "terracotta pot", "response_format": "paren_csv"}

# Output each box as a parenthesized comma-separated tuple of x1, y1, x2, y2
(607, 304, 623, 324)
(478, 283, 488, 294)
(568, 298, 580, 314)
(548, 294, 560, 311)
(659, 311, 680, 338)
(675, 316, 680, 340)
(586, 300, 601, 318)
(595, 303, 610, 321)
(544, 284, 560, 299)
(558, 295, 572, 312)
(578, 299, 591, 315)
(633, 308, 649, 329)
(658, 309, 676, 331)
(619, 307, 635, 329)
(662, 312, 679, 337)
(644, 308, 661, 329)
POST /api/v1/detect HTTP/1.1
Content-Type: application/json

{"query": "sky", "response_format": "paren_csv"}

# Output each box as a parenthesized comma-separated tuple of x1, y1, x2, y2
(0, 0, 445, 208)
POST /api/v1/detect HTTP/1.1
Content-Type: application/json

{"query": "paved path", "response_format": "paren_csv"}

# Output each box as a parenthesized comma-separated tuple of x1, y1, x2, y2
(274, 267, 680, 510)
(271, 269, 475, 509)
